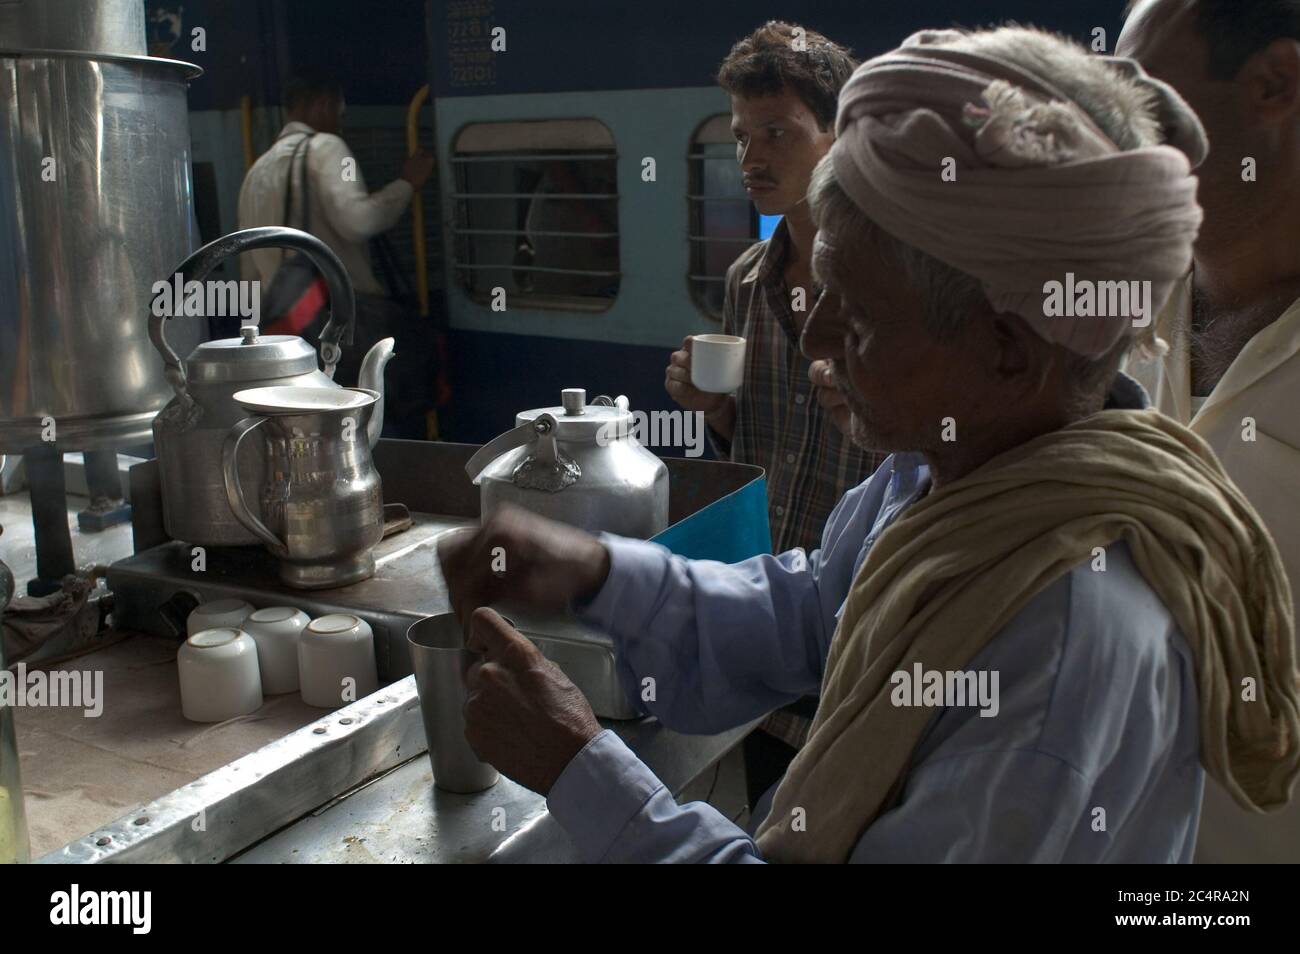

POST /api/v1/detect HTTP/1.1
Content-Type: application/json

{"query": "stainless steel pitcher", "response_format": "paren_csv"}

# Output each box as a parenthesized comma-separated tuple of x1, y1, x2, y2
(221, 387, 384, 589)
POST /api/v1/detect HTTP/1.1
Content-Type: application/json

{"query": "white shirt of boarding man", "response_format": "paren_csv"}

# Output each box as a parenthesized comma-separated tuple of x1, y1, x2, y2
(237, 74, 433, 297)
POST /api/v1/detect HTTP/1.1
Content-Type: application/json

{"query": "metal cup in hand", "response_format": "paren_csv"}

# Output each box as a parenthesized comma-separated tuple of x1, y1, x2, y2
(406, 613, 501, 793)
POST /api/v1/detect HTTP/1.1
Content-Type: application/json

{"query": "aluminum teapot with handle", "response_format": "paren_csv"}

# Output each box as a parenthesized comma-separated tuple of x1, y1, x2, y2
(466, 388, 668, 539)
(150, 227, 393, 547)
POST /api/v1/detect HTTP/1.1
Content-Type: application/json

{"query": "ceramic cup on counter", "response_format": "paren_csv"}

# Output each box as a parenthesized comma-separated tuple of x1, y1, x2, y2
(242, 607, 311, 695)
(186, 598, 253, 638)
(177, 628, 263, 723)
(298, 614, 379, 708)
(690, 334, 746, 393)
(407, 613, 501, 794)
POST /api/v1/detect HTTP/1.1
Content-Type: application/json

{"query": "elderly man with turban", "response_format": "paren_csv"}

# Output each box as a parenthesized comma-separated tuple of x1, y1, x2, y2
(438, 25, 1299, 863)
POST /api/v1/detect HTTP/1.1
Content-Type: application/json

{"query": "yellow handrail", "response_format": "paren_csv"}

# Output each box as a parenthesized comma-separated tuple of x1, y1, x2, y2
(406, 84, 431, 317)
(239, 95, 255, 171)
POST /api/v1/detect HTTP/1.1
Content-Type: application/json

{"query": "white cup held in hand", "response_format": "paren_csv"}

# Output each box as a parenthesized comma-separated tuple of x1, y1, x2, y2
(690, 334, 746, 393)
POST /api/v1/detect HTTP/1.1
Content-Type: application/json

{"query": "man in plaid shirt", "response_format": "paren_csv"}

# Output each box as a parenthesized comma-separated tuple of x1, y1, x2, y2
(666, 22, 884, 804)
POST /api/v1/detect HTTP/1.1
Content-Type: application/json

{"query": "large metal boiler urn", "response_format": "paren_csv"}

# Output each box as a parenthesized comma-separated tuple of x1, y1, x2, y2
(0, 0, 202, 453)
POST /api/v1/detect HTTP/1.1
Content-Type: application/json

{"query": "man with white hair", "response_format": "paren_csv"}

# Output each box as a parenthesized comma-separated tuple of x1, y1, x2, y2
(438, 26, 1299, 863)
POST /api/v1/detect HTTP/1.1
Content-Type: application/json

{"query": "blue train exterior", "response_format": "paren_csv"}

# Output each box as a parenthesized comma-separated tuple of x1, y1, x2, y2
(424, 0, 1123, 447)
(164, 0, 1124, 448)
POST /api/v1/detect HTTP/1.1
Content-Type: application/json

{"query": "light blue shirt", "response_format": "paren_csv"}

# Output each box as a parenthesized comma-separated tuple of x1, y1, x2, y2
(547, 382, 1204, 863)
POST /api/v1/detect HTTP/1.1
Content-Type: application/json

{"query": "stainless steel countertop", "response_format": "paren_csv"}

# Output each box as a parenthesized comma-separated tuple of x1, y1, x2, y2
(233, 716, 757, 864)
(41, 664, 757, 864)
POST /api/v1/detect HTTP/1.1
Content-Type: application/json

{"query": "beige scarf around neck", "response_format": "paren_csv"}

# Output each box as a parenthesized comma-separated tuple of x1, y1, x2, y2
(753, 408, 1299, 863)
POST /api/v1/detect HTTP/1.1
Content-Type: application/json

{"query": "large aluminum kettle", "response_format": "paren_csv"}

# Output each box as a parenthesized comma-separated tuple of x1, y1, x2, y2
(151, 227, 394, 547)
(466, 388, 668, 538)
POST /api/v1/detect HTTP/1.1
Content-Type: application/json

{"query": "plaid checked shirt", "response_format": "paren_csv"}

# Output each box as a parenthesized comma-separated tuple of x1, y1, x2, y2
(709, 222, 885, 750)
(710, 221, 885, 554)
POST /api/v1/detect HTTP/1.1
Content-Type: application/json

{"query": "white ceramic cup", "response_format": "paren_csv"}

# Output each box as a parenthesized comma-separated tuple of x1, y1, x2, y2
(242, 606, 310, 695)
(186, 598, 253, 638)
(298, 614, 379, 708)
(178, 628, 263, 723)
(690, 334, 746, 393)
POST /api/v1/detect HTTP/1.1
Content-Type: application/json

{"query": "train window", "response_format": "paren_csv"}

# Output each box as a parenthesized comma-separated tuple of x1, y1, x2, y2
(688, 114, 759, 321)
(450, 119, 620, 311)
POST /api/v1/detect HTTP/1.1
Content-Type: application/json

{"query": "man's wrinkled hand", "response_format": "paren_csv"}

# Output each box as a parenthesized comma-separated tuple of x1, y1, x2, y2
(463, 607, 602, 795)
(436, 503, 612, 629)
